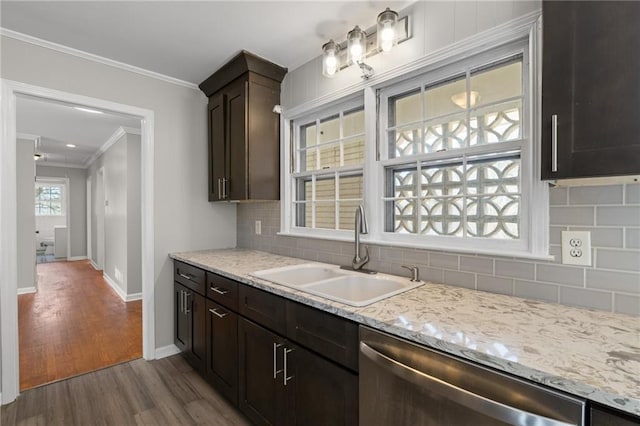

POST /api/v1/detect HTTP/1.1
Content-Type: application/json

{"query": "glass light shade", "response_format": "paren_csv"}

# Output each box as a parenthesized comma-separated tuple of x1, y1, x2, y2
(451, 91, 481, 109)
(322, 40, 340, 77)
(377, 8, 398, 53)
(347, 25, 366, 64)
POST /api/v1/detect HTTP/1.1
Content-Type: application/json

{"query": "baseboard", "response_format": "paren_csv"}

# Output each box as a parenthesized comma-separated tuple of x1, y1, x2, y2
(67, 256, 88, 261)
(90, 260, 100, 270)
(17, 286, 36, 295)
(155, 344, 180, 359)
(103, 272, 127, 301)
(125, 292, 142, 302)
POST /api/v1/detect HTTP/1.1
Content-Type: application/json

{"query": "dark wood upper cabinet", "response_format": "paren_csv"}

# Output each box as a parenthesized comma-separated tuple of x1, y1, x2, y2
(200, 51, 287, 201)
(542, 1, 640, 179)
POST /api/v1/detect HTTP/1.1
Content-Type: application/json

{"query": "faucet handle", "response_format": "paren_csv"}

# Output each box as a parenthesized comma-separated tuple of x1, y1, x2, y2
(401, 265, 420, 282)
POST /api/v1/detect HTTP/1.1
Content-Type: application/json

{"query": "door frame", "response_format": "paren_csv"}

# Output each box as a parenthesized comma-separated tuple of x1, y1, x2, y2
(86, 175, 92, 264)
(0, 79, 156, 403)
(96, 167, 105, 270)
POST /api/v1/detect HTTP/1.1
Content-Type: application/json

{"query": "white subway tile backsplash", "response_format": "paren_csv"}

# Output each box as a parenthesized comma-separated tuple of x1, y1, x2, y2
(237, 183, 640, 315)
(536, 264, 584, 287)
(569, 185, 623, 205)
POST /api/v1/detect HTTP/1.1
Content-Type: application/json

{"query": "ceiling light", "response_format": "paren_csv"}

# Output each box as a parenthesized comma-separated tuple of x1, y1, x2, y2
(74, 106, 103, 114)
(377, 8, 399, 53)
(451, 91, 481, 109)
(66, 144, 77, 148)
(322, 40, 341, 78)
(34, 153, 42, 161)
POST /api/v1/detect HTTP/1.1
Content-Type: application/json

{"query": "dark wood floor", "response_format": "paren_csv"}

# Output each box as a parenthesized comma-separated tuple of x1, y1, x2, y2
(1, 355, 250, 426)
(19, 260, 142, 390)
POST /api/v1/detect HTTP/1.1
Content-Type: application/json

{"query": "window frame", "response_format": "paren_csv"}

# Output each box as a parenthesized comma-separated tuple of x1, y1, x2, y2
(280, 16, 549, 259)
(34, 180, 66, 217)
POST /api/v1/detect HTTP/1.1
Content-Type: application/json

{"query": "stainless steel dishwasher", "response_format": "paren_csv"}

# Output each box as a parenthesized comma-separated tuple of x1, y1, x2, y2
(359, 326, 586, 426)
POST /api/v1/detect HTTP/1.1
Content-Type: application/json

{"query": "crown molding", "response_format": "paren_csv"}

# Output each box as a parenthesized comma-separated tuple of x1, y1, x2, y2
(0, 27, 199, 91)
(84, 125, 138, 168)
(36, 161, 87, 169)
(16, 132, 40, 142)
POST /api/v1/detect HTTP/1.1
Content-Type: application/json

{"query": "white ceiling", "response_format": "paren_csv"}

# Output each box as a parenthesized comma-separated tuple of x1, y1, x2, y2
(17, 95, 141, 168)
(0, 1, 411, 85)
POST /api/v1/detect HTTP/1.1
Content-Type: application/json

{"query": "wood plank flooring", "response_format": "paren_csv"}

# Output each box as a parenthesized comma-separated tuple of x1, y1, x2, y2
(19, 260, 142, 390)
(1, 355, 250, 426)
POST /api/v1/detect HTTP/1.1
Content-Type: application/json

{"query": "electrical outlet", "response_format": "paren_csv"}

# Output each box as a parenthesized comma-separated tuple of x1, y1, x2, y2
(255, 220, 262, 235)
(561, 231, 591, 266)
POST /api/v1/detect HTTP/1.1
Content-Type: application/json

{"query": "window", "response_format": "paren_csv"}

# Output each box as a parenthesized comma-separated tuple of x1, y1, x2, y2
(283, 30, 547, 258)
(292, 100, 365, 232)
(381, 57, 526, 247)
(35, 182, 65, 216)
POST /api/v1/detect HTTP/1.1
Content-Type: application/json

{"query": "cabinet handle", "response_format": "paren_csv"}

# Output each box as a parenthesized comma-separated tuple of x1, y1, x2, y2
(208, 307, 228, 319)
(273, 343, 283, 379)
(551, 114, 558, 172)
(210, 286, 229, 295)
(184, 292, 191, 314)
(222, 178, 228, 199)
(217, 178, 222, 199)
(178, 272, 193, 281)
(283, 347, 294, 386)
(179, 290, 183, 314)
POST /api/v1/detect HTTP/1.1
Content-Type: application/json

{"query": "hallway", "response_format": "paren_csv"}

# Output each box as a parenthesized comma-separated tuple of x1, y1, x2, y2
(18, 260, 142, 390)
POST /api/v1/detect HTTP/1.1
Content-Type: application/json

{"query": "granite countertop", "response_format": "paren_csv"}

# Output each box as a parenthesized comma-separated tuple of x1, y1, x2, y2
(169, 248, 640, 417)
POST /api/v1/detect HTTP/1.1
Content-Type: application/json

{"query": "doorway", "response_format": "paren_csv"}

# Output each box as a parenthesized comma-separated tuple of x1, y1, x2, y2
(1, 79, 156, 402)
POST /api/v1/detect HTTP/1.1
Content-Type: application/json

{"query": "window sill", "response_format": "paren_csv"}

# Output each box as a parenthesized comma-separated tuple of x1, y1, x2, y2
(276, 231, 555, 262)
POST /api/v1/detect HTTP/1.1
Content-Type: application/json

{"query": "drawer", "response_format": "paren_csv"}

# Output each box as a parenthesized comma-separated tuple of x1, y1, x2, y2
(207, 272, 239, 311)
(286, 301, 359, 372)
(174, 261, 205, 296)
(238, 285, 286, 335)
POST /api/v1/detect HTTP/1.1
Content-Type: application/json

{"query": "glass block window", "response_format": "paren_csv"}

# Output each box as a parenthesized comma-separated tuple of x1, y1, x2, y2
(35, 182, 65, 216)
(381, 56, 526, 242)
(293, 103, 365, 231)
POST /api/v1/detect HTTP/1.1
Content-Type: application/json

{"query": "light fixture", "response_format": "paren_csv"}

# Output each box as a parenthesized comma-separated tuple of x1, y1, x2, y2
(322, 40, 341, 78)
(34, 153, 42, 161)
(347, 25, 366, 65)
(451, 91, 481, 109)
(321, 7, 409, 80)
(65, 143, 77, 148)
(377, 7, 399, 53)
(74, 106, 103, 114)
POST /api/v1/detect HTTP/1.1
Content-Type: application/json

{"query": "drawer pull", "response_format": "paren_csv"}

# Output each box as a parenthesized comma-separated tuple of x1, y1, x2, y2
(273, 343, 283, 379)
(179, 272, 194, 281)
(210, 286, 229, 295)
(283, 347, 294, 386)
(208, 308, 228, 319)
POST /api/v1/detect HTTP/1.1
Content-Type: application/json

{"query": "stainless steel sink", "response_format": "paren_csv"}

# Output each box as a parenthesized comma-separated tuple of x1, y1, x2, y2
(251, 263, 423, 307)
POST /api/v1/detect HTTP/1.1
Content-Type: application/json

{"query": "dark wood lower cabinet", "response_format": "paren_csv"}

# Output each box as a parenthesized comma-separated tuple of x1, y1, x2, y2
(205, 299, 238, 405)
(591, 404, 640, 425)
(174, 282, 206, 372)
(238, 318, 286, 426)
(286, 344, 358, 426)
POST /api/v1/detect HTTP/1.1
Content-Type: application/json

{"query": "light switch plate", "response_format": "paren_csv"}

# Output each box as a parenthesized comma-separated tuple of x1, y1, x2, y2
(561, 231, 591, 266)
(255, 220, 262, 235)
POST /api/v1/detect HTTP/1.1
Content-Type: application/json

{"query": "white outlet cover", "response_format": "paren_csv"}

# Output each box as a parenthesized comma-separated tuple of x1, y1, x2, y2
(561, 231, 592, 266)
(255, 220, 262, 235)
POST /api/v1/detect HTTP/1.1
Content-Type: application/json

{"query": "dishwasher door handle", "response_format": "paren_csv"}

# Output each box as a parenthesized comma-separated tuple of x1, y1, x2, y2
(360, 342, 577, 426)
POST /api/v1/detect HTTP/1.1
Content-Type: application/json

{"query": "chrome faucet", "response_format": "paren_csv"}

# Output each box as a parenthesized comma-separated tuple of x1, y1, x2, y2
(352, 205, 369, 270)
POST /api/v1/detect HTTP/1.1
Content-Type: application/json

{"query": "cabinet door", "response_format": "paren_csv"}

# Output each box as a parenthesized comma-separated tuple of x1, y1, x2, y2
(174, 283, 190, 352)
(285, 343, 358, 426)
(238, 318, 286, 426)
(591, 405, 640, 426)
(209, 93, 226, 201)
(205, 299, 238, 405)
(188, 289, 207, 371)
(542, 1, 640, 179)
(226, 78, 248, 201)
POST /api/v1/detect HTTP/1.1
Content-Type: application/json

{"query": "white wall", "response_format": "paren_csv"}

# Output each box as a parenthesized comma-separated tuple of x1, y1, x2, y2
(1, 33, 238, 359)
(16, 139, 35, 291)
(281, 1, 541, 109)
(127, 134, 142, 295)
(36, 166, 87, 258)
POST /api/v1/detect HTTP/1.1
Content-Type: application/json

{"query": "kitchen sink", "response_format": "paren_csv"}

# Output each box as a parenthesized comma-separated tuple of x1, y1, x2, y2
(251, 263, 423, 307)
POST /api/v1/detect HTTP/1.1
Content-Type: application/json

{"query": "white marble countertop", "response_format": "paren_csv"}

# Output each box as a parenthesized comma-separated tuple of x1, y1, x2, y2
(169, 248, 640, 417)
